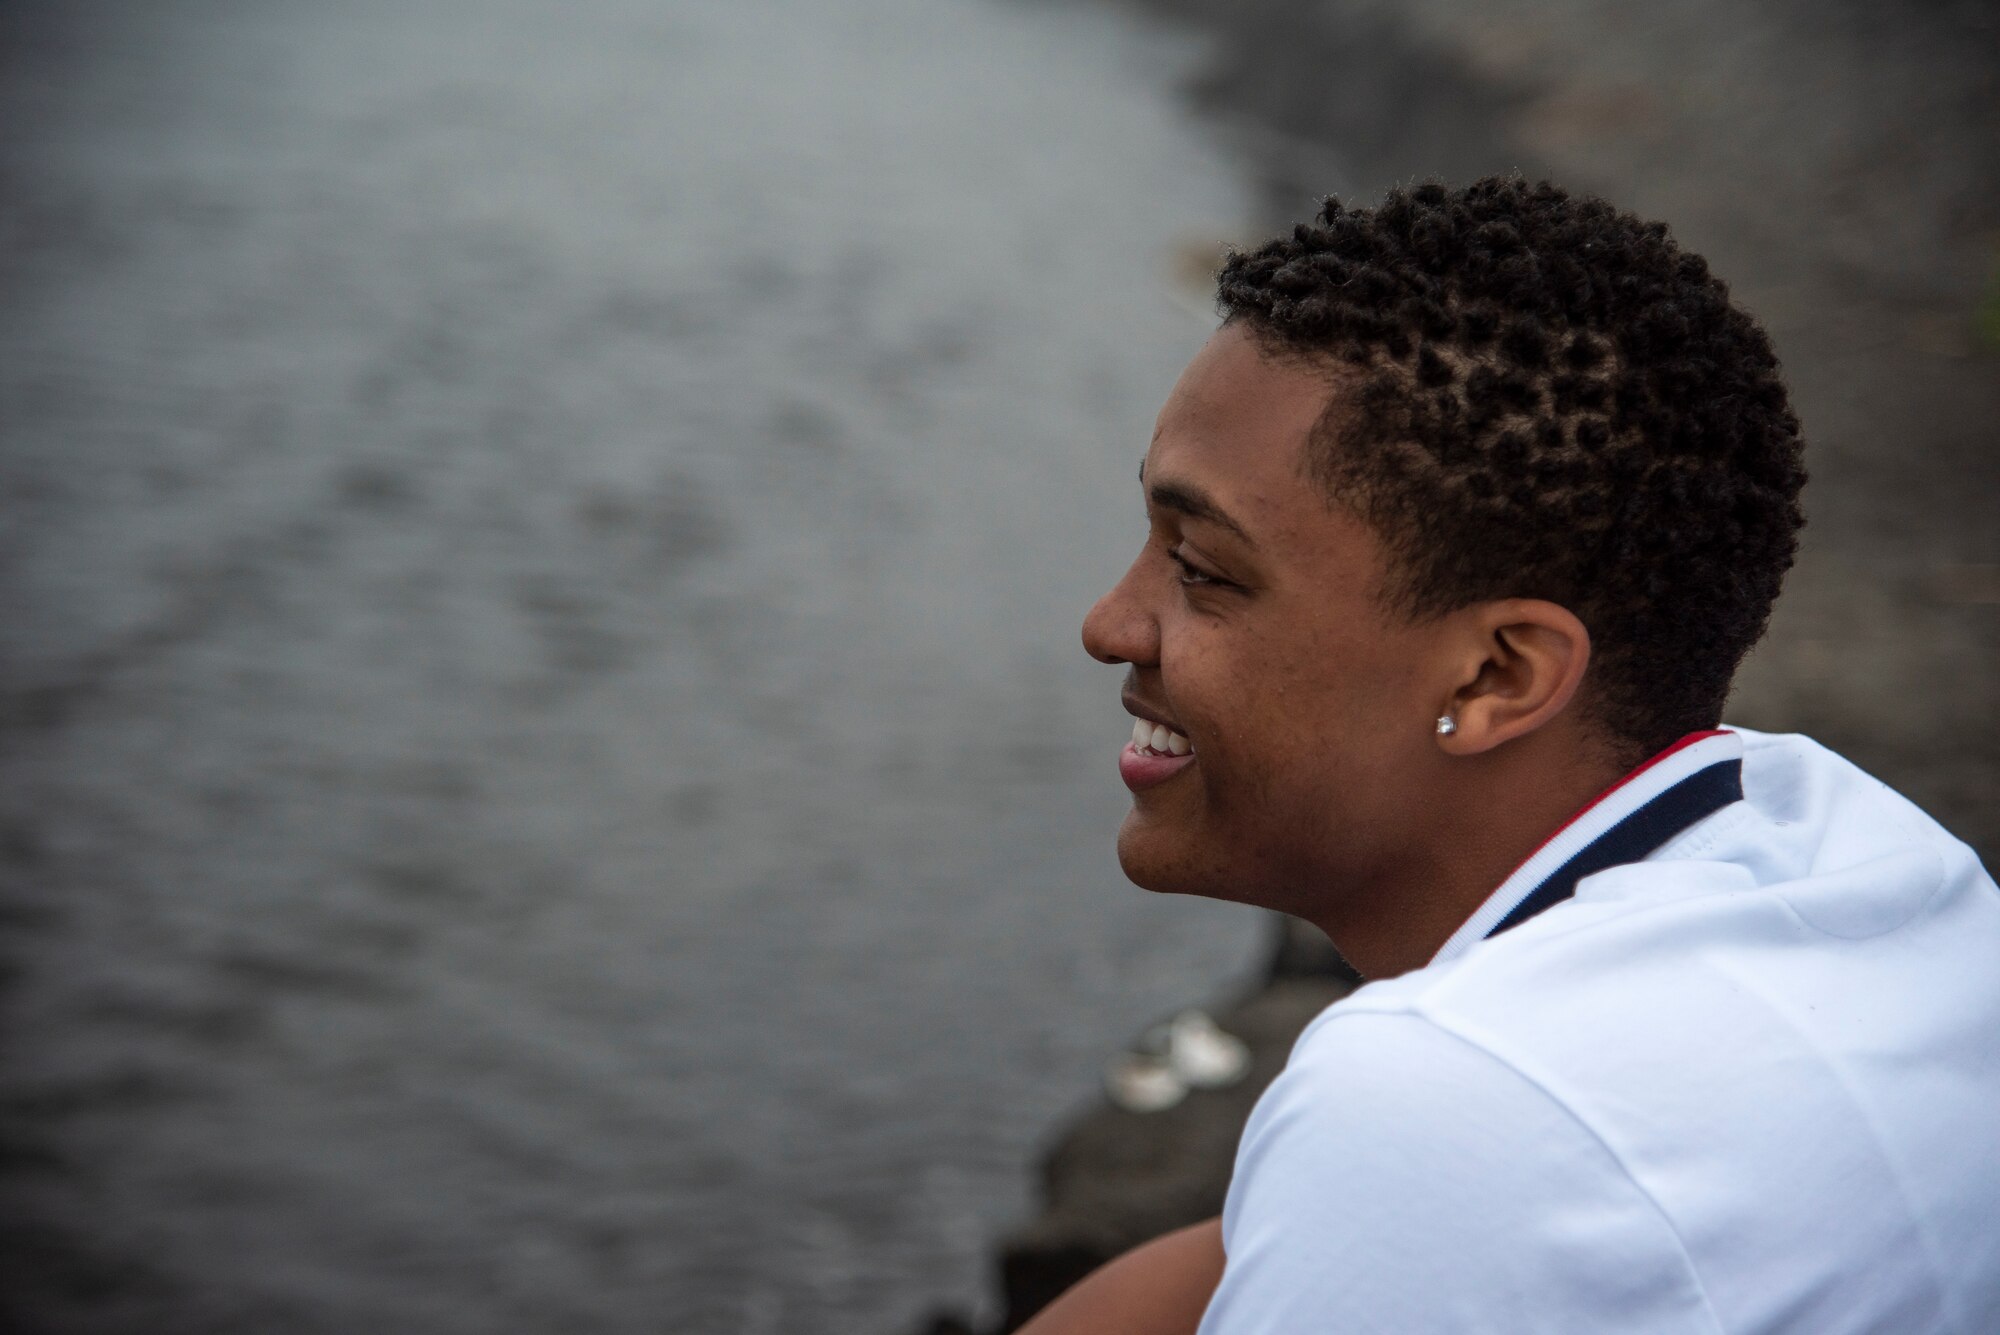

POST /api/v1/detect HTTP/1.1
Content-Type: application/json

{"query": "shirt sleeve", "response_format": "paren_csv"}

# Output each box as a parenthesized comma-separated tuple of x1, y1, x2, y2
(1197, 1009, 1721, 1335)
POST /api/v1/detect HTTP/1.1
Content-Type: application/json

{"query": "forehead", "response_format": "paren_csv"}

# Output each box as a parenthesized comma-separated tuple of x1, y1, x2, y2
(1145, 325, 1340, 535)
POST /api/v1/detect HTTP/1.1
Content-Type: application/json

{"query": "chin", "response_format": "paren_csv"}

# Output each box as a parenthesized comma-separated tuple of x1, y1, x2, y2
(1116, 810, 1324, 921)
(1114, 812, 1187, 893)
(1115, 810, 1248, 903)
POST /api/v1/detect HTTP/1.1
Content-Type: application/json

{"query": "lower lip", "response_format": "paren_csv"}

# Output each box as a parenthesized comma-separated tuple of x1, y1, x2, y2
(1118, 743, 1196, 792)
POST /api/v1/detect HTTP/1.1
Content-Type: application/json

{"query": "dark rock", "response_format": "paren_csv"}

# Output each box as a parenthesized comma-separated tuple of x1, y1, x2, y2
(913, 1313, 979, 1335)
(928, 918, 1355, 1334)
(1265, 912, 1364, 984)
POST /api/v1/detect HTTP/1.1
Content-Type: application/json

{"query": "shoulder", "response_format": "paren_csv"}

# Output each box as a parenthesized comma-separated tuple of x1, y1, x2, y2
(1232, 1007, 1640, 1200)
(1204, 1009, 1719, 1334)
(1204, 729, 2000, 1333)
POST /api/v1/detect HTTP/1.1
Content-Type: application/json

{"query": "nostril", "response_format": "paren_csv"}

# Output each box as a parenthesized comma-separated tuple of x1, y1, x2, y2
(1082, 566, 1159, 667)
(1082, 596, 1140, 666)
(1082, 616, 1126, 665)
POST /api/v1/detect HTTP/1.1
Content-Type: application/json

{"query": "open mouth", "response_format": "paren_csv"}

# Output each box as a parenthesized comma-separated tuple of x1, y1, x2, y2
(1119, 717, 1196, 792)
(1128, 717, 1193, 757)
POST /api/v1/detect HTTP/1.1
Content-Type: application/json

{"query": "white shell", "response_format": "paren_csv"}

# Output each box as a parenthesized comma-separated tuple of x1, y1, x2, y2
(1167, 1010, 1251, 1088)
(1104, 1053, 1189, 1112)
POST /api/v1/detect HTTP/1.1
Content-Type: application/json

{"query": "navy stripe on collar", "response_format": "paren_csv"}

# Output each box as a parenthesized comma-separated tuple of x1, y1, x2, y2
(1430, 730, 1749, 966)
(1484, 757, 1744, 940)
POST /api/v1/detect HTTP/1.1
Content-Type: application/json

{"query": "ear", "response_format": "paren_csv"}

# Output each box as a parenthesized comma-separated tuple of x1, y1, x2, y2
(1435, 599, 1592, 755)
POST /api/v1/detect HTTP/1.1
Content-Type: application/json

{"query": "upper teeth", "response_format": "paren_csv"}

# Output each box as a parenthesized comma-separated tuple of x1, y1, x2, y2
(1131, 718, 1192, 756)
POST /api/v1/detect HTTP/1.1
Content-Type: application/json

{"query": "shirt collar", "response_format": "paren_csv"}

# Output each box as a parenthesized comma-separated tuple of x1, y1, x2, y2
(1430, 728, 1747, 966)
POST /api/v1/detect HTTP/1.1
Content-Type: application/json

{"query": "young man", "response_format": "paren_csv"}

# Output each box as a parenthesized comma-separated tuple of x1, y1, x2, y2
(1034, 179, 2000, 1332)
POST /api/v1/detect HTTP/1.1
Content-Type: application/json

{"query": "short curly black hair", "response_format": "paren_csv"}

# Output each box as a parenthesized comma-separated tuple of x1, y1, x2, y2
(1217, 176, 1806, 757)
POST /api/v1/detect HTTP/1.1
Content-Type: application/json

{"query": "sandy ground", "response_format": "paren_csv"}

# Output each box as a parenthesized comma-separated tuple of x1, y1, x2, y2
(1122, 0, 2000, 863)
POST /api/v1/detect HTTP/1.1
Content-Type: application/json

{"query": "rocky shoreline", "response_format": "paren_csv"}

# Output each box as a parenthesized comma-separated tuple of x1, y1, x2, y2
(918, 921, 1356, 1334)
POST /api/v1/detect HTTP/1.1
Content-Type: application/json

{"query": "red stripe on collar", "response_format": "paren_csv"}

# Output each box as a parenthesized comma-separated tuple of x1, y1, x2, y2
(1512, 729, 1731, 873)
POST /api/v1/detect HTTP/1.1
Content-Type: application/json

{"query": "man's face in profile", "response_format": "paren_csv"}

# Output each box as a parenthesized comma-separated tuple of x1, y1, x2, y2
(1082, 325, 1449, 914)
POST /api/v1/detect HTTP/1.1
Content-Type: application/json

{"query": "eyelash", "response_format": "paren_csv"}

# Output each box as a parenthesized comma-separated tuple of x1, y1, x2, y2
(1168, 546, 1227, 588)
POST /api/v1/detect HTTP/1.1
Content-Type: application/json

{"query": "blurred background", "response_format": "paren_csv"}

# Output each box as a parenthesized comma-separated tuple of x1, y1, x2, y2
(0, 1, 1993, 1332)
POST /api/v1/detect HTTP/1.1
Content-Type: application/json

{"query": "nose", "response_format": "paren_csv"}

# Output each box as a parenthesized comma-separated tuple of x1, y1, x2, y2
(1082, 556, 1158, 667)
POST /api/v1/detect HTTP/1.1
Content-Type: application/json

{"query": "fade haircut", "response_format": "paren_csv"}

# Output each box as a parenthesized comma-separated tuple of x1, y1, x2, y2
(1217, 177, 1807, 757)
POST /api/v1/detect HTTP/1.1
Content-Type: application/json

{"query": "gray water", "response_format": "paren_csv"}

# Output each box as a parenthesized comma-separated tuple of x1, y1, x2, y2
(0, 1, 1271, 1331)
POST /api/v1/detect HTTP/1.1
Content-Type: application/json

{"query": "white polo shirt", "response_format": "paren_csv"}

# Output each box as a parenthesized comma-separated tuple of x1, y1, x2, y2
(1199, 728, 2000, 1333)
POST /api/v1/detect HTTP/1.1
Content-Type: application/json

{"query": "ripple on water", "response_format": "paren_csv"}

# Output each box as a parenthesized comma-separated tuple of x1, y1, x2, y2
(0, 0, 1259, 1331)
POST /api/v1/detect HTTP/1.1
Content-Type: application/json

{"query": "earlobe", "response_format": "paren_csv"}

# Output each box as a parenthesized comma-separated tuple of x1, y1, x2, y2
(1437, 600, 1591, 754)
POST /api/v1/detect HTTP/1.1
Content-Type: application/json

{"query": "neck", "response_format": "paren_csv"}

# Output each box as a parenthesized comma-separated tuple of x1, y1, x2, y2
(1314, 725, 1626, 979)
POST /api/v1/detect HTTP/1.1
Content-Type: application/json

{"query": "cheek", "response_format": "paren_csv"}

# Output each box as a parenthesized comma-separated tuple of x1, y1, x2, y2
(1210, 646, 1410, 782)
(1163, 612, 1420, 776)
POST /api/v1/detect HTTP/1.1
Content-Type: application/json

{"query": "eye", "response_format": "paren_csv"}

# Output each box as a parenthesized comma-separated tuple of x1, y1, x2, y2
(1168, 545, 1227, 588)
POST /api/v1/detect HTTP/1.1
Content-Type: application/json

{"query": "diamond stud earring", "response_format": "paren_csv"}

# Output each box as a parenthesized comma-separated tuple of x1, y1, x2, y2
(1436, 715, 1457, 736)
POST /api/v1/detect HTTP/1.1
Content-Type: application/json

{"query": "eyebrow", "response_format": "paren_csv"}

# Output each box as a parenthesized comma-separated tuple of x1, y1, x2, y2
(1140, 460, 1255, 547)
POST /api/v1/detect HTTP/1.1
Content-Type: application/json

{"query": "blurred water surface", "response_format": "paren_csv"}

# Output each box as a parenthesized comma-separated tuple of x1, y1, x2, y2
(0, 2, 1267, 1331)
